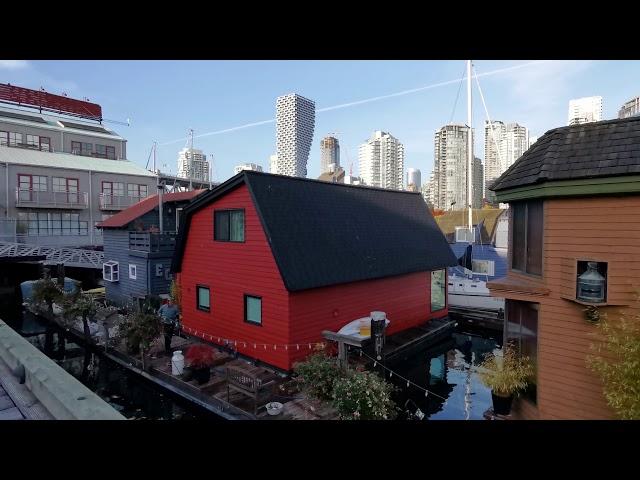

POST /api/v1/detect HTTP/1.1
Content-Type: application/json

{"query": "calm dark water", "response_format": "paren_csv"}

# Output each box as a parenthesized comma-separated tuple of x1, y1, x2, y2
(386, 329, 502, 420)
(11, 311, 220, 420)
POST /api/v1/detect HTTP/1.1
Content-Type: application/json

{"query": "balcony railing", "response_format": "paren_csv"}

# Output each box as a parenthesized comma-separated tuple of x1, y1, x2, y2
(99, 194, 146, 210)
(0, 141, 52, 152)
(15, 188, 88, 209)
(129, 231, 177, 253)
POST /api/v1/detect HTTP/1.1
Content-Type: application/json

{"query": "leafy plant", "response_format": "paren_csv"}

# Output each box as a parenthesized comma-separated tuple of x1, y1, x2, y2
(331, 370, 397, 420)
(584, 305, 601, 323)
(185, 344, 216, 369)
(477, 343, 534, 397)
(293, 352, 344, 401)
(587, 301, 640, 419)
(169, 279, 181, 308)
(61, 291, 97, 340)
(31, 277, 63, 315)
(118, 311, 162, 362)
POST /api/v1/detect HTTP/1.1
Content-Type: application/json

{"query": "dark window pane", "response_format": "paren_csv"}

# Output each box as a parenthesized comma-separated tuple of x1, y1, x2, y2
(230, 210, 244, 242)
(512, 203, 526, 271)
(526, 200, 543, 275)
(214, 211, 229, 241)
(430, 269, 446, 312)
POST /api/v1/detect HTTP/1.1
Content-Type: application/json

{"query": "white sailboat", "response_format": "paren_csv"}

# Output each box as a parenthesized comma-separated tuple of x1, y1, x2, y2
(447, 60, 505, 313)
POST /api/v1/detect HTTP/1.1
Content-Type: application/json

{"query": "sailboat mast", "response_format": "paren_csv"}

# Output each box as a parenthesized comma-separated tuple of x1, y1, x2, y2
(467, 60, 473, 234)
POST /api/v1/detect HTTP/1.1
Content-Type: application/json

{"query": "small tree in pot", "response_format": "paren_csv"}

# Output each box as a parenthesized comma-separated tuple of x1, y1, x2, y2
(117, 311, 162, 370)
(185, 344, 216, 384)
(477, 343, 534, 416)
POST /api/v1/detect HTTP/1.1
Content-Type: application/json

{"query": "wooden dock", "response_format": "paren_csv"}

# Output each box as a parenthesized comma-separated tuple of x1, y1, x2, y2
(324, 317, 457, 367)
(448, 306, 504, 332)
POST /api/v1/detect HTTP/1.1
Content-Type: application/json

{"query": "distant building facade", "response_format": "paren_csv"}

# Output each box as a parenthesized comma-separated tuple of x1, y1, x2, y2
(406, 168, 421, 192)
(177, 148, 209, 182)
(473, 157, 483, 209)
(568, 96, 603, 125)
(320, 136, 340, 173)
(275, 94, 315, 177)
(358, 131, 404, 190)
(484, 120, 531, 205)
(0, 105, 154, 248)
(269, 154, 278, 173)
(618, 96, 640, 119)
(433, 124, 473, 210)
(234, 163, 263, 175)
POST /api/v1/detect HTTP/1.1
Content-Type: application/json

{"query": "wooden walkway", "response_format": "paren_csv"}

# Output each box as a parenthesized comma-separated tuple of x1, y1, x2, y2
(0, 356, 53, 420)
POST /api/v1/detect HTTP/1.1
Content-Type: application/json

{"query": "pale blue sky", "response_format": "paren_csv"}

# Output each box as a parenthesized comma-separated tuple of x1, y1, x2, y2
(2, 60, 638, 182)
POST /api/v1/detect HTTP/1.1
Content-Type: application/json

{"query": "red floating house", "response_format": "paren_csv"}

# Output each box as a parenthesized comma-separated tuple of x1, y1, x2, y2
(172, 171, 457, 371)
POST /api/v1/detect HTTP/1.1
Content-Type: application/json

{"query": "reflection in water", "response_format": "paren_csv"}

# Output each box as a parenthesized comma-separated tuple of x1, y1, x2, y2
(16, 311, 217, 420)
(387, 329, 501, 420)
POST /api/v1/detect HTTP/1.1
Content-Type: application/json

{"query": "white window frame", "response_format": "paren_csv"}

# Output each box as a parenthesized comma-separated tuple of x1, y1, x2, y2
(471, 259, 495, 276)
(129, 264, 137, 280)
(103, 261, 119, 282)
(455, 226, 476, 243)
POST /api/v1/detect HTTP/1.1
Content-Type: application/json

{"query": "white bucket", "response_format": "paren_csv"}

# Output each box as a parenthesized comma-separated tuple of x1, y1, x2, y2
(171, 350, 184, 375)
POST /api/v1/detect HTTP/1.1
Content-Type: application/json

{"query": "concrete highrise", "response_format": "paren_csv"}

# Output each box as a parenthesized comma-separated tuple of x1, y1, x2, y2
(433, 124, 473, 210)
(320, 136, 340, 173)
(177, 148, 209, 182)
(269, 154, 278, 173)
(406, 168, 421, 192)
(473, 157, 483, 209)
(275, 94, 315, 177)
(568, 96, 603, 125)
(618, 96, 640, 119)
(234, 163, 263, 175)
(484, 121, 531, 204)
(358, 131, 404, 190)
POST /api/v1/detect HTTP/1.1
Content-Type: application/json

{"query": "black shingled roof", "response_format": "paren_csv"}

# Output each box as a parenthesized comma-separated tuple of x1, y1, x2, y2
(172, 171, 457, 292)
(490, 116, 640, 192)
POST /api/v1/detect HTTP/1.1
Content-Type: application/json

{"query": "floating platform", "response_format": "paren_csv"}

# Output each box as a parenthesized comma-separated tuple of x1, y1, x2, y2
(448, 306, 504, 332)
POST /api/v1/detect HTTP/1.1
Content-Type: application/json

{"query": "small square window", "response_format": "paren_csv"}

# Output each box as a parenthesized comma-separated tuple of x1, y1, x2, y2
(103, 261, 119, 282)
(244, 295, 262, 325)
(129, 264, 137, 280)
(197, 285, 210, 312)
(214, 209, 244, 242)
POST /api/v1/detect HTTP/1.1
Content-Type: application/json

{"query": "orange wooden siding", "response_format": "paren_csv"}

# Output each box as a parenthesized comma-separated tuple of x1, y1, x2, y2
(499, 195, 640, 419)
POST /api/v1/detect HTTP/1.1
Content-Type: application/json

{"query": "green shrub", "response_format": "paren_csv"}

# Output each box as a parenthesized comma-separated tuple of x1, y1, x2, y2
(477, 343, 533, 397)
(331, 370, 397, 420)
(31, 277, 63, 314)
(587, 301, 640, 420)
(293, 352, 344, 401)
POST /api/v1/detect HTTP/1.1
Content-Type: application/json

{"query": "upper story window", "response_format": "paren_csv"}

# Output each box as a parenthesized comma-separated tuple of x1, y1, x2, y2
(95, 144, 116, 159)
(71, 141, 92, 156)
(102, 181, 125, 196)
(52, 177, 78, 193)
(0, 131, 7, 145)
(18, 174, 47, 192)
(9, 132, 23, 146)
(25, 134, 39, 148)
(39, 136, 51, 152)
(511, 200, 543, 276)
(128, 184, 148, 198)
(214, 209, 245, 242)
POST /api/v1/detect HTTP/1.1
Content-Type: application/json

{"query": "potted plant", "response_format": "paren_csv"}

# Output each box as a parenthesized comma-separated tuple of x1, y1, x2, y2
(477, 343, 533, 416)
(185, 344, 216, 384)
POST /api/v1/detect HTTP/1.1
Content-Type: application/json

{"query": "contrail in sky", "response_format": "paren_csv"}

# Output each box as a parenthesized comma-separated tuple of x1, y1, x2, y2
(158, 60, 548, 147)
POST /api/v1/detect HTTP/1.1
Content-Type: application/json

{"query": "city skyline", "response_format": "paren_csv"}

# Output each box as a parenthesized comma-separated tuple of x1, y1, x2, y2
(2, 60, 640, 184)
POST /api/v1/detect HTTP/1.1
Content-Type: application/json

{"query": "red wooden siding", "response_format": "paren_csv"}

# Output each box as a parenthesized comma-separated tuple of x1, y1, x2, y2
(180, 183, 450, 371)
(179, 184, 292, 369)
(287, 271, 448, 367)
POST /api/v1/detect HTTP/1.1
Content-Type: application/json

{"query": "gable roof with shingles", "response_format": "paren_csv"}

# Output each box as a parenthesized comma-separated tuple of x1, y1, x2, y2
(173, 171, 457, 292)
(99, 190, 205, 228)
(490, 116, 640, 192)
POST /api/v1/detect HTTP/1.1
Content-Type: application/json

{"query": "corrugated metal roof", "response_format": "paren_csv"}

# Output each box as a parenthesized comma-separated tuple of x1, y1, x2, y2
(99, 190, 205, 228)
(0, 145, 155, 177)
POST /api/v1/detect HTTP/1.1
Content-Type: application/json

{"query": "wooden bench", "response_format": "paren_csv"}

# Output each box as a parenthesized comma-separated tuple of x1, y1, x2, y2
(226, 365, 277, 416)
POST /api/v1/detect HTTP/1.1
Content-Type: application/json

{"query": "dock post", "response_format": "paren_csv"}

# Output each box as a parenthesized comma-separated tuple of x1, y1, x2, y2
(337, 341, 348, 371)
